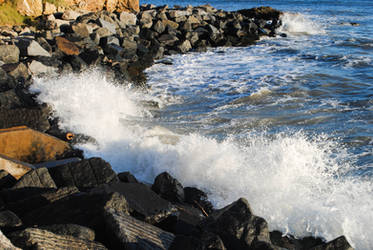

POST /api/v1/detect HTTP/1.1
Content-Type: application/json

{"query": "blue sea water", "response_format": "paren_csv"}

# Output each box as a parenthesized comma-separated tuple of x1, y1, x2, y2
(31, 1, 373, 249)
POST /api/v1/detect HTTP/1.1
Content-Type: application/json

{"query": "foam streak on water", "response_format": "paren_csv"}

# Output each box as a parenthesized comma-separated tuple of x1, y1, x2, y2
(31, 71, 373, 249)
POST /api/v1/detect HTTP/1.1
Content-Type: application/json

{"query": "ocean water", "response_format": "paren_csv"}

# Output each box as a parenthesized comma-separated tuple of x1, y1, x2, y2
(30, 1, 373, 249)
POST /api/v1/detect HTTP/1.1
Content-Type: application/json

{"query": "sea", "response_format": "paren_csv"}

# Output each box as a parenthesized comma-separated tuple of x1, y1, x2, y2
(30, 0, 373, 249)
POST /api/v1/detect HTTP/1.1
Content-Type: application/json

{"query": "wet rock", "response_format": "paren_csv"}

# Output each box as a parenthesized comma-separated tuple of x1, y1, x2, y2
(0, 210, 22, 228)
(97, 182, 176, 224)
(0, 89, 22, 109)
(0, 107, 50, 131)
(64, 55, 88, 72)
(122, 40, 138, 57)
(238, 7, 282, 20)
(201, 232, 226, 250)
(39, 224, 95, 241)
(17, 39, 51, 57)
(299, 236, 325, 249)
(117, 171, 138, 183)
(152, 172, 185, 203)
(104, 209, 175, 249)
(270, 230, 302, 249)
(0, 230, 20, 249)
(79, 49, 102, 65)
(310, 236, 354, 250)
(55, 37, 80, 56)
(0, 170, 17, 189)
(178, 40, 192, 53)
(48, 157, 118, 190)
(201, 198, 271, 249)
(9, 228, 107, 250)
(184, 187, 213, 214)
(28, 60, 58, 76)
(0, 45, 20, 64)
(12, 167, 57, 189)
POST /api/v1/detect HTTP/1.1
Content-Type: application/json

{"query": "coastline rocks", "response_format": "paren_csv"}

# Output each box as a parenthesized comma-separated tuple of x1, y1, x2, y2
(16, 39, 51, 57)
(152, 172, 185, 203)
(39, 224, 95, 241)
(12, 167, 57, 189)
(0, 230, 20, 250)
(0, 210, 22, 228)
(0, 45, 20, 64)
(310, 236, 354, 250)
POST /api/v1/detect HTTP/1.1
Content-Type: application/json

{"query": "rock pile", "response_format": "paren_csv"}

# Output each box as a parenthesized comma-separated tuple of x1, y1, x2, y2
(0, 4, 356, 249)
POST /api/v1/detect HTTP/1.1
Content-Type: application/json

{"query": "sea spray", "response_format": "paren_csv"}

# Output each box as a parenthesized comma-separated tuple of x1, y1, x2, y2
(277, 12, 326, 35)
(31, 70, 373, 249)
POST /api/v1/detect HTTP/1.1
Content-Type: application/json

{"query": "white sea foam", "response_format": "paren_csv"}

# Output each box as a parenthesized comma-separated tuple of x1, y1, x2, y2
(278, 12, 326, 35)
(31, 70, 373, 249)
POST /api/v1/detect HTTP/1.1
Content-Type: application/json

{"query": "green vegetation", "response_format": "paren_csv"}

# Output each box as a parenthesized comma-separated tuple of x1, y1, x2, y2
(0, 2, 30, 26)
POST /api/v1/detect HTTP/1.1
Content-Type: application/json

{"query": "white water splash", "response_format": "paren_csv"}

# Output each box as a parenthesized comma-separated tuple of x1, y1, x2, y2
(278, 12, 326, 35)
(31, 70, 373, 250)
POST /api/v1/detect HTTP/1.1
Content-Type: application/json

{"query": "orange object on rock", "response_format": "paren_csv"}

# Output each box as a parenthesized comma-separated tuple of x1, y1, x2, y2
(55, 37, 80, 56)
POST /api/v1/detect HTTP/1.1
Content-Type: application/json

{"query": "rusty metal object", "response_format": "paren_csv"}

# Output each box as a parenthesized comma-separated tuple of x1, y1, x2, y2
(0, 154, 33, 180)
(0, 126, 71, 164)
(66, 132, 74, 141)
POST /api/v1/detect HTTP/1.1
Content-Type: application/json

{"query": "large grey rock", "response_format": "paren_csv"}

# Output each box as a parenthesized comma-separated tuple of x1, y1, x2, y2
(98, 182, 176, 224)
(0, 89, 22, 109)
(98, 18, 117, 34)
(12, 167, 57, 189)
(0, 230, 20, 249)
(48, 157, 118, 190)
(201, 198, 271, 250)
(0, 210, 22, 228)
(72, 23, 90, 38)
(104, 209, 175, 250)
(17, 40, 51, 57)
(62, 10, 81, 20)
(39, 224, 95, 241)
(119, 12, 137, 27)
(9, 228, 107, 250)
(28, 60, 58, 76)
(0, 45, 20, 64)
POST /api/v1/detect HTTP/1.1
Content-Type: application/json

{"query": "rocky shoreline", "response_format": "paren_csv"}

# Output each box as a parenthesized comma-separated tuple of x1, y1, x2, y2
(0, 4, 355, 250)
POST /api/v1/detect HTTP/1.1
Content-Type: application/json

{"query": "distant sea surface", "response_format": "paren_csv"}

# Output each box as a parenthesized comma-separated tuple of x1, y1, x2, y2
(31, 0, 373, 249)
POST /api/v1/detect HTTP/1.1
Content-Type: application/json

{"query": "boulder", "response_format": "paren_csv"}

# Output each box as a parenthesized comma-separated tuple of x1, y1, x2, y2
(79, 0, 106, 12)
(119, 12, 137, 27)
(0, 89, 22, 109)
(0, 230, 20, 249)
(153, 20, 166, 34)
(48, 157, 118, 190)
(0, 108, 50, 132)
(28, 60, 58, 76)
(152, 172, 184, 203)
(122, 40, 138, 57)
(162, 19, 179, 30)
(12, 167, 57, 189)
(39, 224, 95, 241)
(17, 39, 51, 57)
(178, 40, 192, 53)
(270, 230, 302, 249)
(0, 210, 22, 228)
(62, 10, 81, 20)
(9, 228, 107, 249)
(238, 7, 282, 20)
(0, 170, 17, 189)
(43, 2, 57, 15)
(4, 186, 79, 216)
(72, 23, 91, 38)
(158, 34, 179, 46)
(16, 0, 43, 17)
(5, 63, 30, 83)
(117, 171, 138, 183)
(0, 155, 33, 181)
(104, 209, 175, 249)
(97, 182, 176, 224)
(201, 198, 271, 249)
(55, 37, 80, 56)
(310, 236, 354, 250)
(98, 18, 117, 34)
(106, 0, 118, 12)
(0, 45, 20, 64)
(201, 232, 226, 250)
(116, 0, 140, 13)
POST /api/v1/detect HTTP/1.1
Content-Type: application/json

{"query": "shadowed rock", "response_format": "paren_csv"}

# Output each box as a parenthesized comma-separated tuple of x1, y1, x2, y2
(0, 170, 17, 189)
(0, 45, 19, 64)
(12, 167, 57, 189)
(39, 224, 95, 241)
(310, 236, 354, 250)
(9, 228, 107, 250)
(0, 229, 20, 249)
(152, 172, 184, 203)
(0, 210, 22, 228)
(104, 209, 175, 249)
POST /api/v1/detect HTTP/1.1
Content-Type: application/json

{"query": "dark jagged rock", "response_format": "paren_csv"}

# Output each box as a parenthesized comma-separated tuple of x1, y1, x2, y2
(238, 6, 282, 20)
(12, 167, 57, 189)
(0, 107, 50, 132)
(104, 209, 175, 249)
(201, 198, 271, 250)
(9, 228, 107, 250)
(0, 210, 22, 228)
(0, 89, 22, 109)
(184, 186, 213, 214)
(117, 171, 138, 183)
(96, 182, 176, 224)
(201, 232, 226, 250)
(39, 224, 95, 241)
(169, 235, 203, 250)
(310, 236, 354, 250)
(270, 230, 302, 249)
(3, 186, 79, 216)
(0, 230, 20, 249)
(48, 157, 118, 190)
(152, 172, 185, 203)
(16, 39, 51, 57)
(0, 170, 17, 190)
